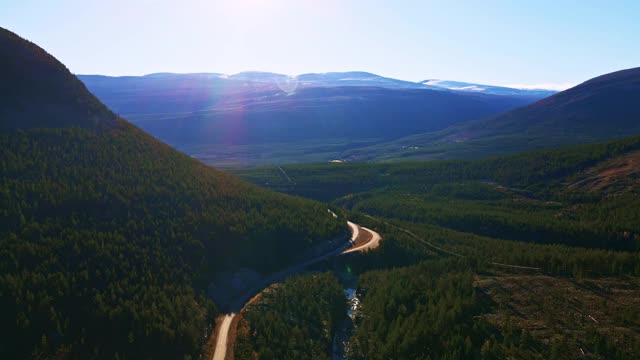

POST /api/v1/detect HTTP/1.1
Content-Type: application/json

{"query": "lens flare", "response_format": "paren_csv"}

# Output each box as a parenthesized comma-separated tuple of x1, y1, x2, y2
(276, 75, 298, 94)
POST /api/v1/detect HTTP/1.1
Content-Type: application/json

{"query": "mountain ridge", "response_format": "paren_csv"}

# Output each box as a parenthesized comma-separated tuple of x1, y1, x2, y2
(0, 29, 116, 131)
(78, 70, 560, 95)
(420, 79, 558, 97)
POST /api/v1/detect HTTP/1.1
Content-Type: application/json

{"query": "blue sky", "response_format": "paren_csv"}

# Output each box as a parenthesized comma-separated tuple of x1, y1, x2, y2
(2, 0, 639, 89)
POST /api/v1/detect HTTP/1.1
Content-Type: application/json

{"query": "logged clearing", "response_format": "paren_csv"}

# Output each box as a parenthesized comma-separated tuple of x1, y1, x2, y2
(569, 151, 640, 193)
(475, 273, 640, 358)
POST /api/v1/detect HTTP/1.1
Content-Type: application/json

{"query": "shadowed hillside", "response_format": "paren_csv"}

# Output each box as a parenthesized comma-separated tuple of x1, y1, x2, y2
(0, 29, 116, 131)
(343, 67, 640, 161)
(0, 27, 345, 359)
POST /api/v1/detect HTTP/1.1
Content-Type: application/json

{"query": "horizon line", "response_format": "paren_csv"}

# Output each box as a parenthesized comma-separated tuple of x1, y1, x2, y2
(74, 70, 572, 91)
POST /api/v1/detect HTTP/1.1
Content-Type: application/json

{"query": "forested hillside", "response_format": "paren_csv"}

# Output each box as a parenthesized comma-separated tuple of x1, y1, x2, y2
(238, 135, 640, 251)
(0, 27, 345, 359)
(237, 133, 640, 359)
(349, 256, 640, 359)
(229, 218, 640, 359)
(234, 273, 346, 360)
(350, 259, 488, 359)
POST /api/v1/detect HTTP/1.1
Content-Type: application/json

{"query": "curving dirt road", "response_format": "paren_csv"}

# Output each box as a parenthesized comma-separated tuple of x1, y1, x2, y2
(212, 314, 234, 360)
(344, 223, 381, 254)
(211, 220, 380, 360)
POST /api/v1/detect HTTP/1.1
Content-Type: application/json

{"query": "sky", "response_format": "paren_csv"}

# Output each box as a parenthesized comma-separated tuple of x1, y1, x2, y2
(2, 0, 639, 90)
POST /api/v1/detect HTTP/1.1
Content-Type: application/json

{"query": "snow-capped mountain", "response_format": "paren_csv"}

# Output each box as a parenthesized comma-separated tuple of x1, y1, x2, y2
(421, 79, 557, 98)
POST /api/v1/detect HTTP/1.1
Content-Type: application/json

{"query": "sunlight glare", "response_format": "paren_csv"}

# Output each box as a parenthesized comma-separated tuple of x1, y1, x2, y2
(276, 75, 298, 94)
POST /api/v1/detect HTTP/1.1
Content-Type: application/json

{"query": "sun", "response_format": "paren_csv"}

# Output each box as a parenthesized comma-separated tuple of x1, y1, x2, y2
(219, 0, 275, 14)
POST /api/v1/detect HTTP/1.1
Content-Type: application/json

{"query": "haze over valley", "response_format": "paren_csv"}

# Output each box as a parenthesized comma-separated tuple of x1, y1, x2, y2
(78, 71, 549, 167)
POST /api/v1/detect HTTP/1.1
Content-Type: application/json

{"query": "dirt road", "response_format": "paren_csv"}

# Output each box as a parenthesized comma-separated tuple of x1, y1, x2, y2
(212, 314, 234, 360)
(211, 220, 380, 360)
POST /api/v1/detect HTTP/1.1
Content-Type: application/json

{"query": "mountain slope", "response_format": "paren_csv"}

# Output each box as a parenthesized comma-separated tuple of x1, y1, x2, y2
(460, 67, 640, 138)
(0, 29, 116, 131)
(78, 73, 538, 167)
(0, 27, 344, 359)
(133, 86, 531, 143)
(348, 67, 640, 161)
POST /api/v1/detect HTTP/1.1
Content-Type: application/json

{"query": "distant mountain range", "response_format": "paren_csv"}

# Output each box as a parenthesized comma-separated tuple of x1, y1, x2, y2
(78, 67, 640, 167)
(78, 72, 547, 167)
(84, 70, 559, 94)
(420, 79, 557, 98)
(346, 67, 640, 161)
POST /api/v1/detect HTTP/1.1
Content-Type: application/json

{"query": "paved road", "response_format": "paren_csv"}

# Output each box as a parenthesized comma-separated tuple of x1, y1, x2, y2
(211, 221, 381, 360)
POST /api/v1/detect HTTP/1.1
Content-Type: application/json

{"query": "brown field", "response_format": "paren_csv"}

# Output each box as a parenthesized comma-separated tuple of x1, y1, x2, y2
(568, 151, 640, 193)
(475, 272, 640, 358)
